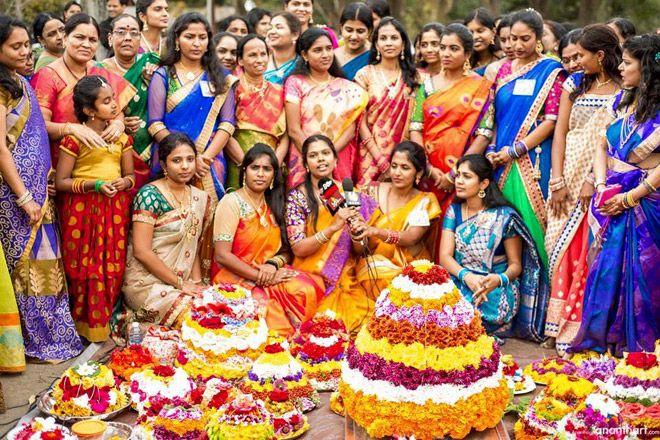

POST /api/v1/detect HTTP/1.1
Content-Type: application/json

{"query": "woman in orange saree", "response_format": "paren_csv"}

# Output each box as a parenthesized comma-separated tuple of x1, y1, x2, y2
(214, 145, 323, 337)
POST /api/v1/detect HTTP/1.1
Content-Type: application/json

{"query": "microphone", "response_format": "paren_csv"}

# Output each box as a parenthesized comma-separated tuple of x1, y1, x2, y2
(318, 177, 345, 215)
(342, 178, 361, 209)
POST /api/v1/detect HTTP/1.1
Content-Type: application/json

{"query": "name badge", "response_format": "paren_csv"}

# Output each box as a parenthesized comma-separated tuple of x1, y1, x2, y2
(513, 79, 536, 96)
(200, 81, 213, 97)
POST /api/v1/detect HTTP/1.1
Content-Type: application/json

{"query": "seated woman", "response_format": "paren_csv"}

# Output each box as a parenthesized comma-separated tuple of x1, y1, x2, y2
(213, 144, 323, 337)
(439, 155, 543, 340)
(286, 134, 377, 334)
(349, 141, 441, 297)
(122, 133, 210, 329)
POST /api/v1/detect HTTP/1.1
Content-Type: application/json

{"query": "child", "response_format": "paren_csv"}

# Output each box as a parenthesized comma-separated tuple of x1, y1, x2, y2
(55, 75, 135, 342)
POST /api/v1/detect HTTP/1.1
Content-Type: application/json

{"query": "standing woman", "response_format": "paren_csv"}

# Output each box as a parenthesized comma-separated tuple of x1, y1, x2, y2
(30, 13, 136, 166)
(247, 8, 272, 38)
(410, 24, 491, 221)
(212, 32, 239, 75)
(136, 0, 169, 56)
(100, 14, 160, 191)
(0, 16, 82, 365)
(226, 35, 288, 190)
(416, 22, 444, 81)
(544, 25, 621, 355)
(570, 35, 660, 356)
(334, 3, 372, 81)
(284, 0, 338, 46)
(33, 13, 65, 72)
(217, 15, 249, 37)
(542, 21, 566, 60)
(63, 1, 82, 22)
(464, 7, 499, 76)
(264, 12, 300, 85)
(558, 29, 582, 75)
(285, 28, 367, 188)
(484, 15, 514, 81)
(354, 17, 417, 185)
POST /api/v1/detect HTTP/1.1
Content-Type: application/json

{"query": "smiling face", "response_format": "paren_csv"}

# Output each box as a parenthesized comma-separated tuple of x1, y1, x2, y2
(510, 21, 537, 60)
(286, 0, 313, 27)
(267, 15, 296, 50)
(561, 43, 581, 74)
(419, 29, 441, 66)
(389, 151, 421, 190)
(142, 0, 169, 31)
(341, 19, 370, 53)
(65, 22, 99, 64)
(227, 18, 248, 37)
(39, 18, 65, 54)
(440, 33, 469, 72)
(305, 139, 336, 179)
(177, 22, 209, 63)
(618, 49, 641, 88)
(375, 23, 404, 61)
(244, 154, 275, 193)
(254, 15, 271, 38)
(110, 16, 140, 60)
(239, 38, 268, 77)
(303, 35, 334, 75)
(466, 19, 494, 54)
(162, 142, 197, 184)
(576, 43, 603, 75)
(216, 35, 237, 71)
(106, 0, 125, 18)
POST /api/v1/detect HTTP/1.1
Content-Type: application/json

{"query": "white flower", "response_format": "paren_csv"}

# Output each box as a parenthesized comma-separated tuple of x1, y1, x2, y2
(586, 393, 621, 417)
(72, 394, 90, 409)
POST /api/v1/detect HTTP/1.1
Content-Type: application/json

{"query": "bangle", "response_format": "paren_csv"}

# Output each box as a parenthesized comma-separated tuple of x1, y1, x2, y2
(190, 279, 202, 284)
(549, 176, 566, 192)
(498, 273, 510, 287)
(585, 173, 595, 185)
(642, 178, 657, 193)
(125, 176, 136, 189)
(265, 260, 279, 269)
(485, 144, 497, 156)
(622, 191, 639, 209)
(383, 229, 400, 244)
(176, 275, 184, 289)
(361, 136, 374, 147)
(457, 268, 469, 283)
(94, 180, 105, 193)
(445, 167, 456, 184)
(377, 156, 389, 173)
(315, 230, 330, 245)
(594, 178, 606, 188)
(425, 163, 432, 178)
(16, 190, 33, 207)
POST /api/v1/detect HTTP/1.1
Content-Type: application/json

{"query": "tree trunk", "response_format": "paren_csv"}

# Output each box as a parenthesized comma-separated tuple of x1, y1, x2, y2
(13, 0, 22, 21)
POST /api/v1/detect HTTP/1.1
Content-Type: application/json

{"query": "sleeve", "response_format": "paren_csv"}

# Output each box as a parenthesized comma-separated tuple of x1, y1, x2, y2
(442, 204, 457, 232)
(121, 134, 134, 152)
(132, 185, 161, 225)
(0, 88, 9, 108)
(503, 218, 519, 239)
(30, 67, 58, 111)
(284, 76, 303, 104)
(216, 85, 236, 135)
(213, 193, 240, 242)
(59, 135, 81, 157)
(285, 189, 308, 244)
(147, 67, 168, 137)
(542, 70, 566, 121)
(353, 67, 369, 90)
(562, 72, 581, 94)
(410, 83, 427, 130)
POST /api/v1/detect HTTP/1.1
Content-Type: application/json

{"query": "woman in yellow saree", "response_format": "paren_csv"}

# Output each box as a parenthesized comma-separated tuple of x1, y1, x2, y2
(214, 145, 323, 337)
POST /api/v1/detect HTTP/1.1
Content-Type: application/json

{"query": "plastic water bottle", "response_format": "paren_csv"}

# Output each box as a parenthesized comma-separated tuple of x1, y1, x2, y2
(128, 322, 143, 345)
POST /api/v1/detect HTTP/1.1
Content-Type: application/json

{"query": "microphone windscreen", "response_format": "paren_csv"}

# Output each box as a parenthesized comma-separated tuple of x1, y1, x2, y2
(318, 178, 345, 215)
(342, 177, 354, 192)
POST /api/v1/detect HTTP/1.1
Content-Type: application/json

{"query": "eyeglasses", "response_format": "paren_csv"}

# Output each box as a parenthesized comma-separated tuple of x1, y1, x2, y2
(113, 29, 141, 39)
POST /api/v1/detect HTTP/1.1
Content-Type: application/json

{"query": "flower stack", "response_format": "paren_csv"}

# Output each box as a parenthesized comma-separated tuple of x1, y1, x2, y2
(575, 353, 618, 383)
(206, 393, 275, 440)
(108, 344, 158, 381)
(339, 260, 510, 440)
(263, 379, 309, 439)
(11, 417, 76, 440)
(133, 399, 207, 440)
(128, 364, 196, 415)
(523, 357, 578, 384)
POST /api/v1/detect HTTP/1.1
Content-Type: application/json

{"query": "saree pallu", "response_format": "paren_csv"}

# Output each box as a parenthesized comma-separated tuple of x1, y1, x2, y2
(446, 205, 546, 340)
(0, 77, 82, 361)
(226, 81, 286, 190)
(355, 189, 441, 298)
(213, 193, 323, 337)
(570, 105, 660, 356)
(354, 65, 415, 185)
(264, 56, 299, 85)
(0, 244, 24, 372)
(492, 58, 563, 268)
(284, 75, 367, 189)
(34, 54, 57, 73)
(341, 51, 369, 81)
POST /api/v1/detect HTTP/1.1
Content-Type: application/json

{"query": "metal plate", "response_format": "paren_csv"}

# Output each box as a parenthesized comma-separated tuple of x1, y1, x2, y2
(37, 391, 132, 423)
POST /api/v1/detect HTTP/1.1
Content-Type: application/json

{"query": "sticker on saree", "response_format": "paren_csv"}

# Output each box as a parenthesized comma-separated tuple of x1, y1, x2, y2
(513, 79, 536, 96)
(200, 81, 213, 97)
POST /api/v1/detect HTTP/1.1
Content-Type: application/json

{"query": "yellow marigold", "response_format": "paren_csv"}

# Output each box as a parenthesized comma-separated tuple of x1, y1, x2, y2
(178, 356, 250, 380)
(387, 287, 462, 311)
(301, 360, 341, 374)
(155, 416, 206, 435)
(546, 375, 595, 401)
(570, 350, 616, 366)
(513, 420, 547, 440)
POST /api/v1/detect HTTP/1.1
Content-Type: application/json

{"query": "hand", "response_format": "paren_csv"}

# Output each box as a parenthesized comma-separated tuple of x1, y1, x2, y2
(270, 268, 298, 285)
(71, 123, 107, 148)
(463, 273, 483, 294)
(181, 280, 205, 296)
(348, 216, 368, 235)
(438, 173, 455, 193)
(124, 116, 142, 135)
(196, 155, 211, 178)
(101, 120, 125, 143)
(350, 224, 372, 242)
(578, 181, 595, 212)
(142, 62, 158, 82)
(110, 177, 129, 191)
(548, 186, 570, 217)
(492, 150, 511, 167)
(598, 193, 625, 216)
(47, 181, 56, 197)
(255, 264, 277, 286)
(428, 166, 444, 189)
(332, 207, 353, 230)
(21, 199, 42, 225)
(99, 182, 118, 198)
(473, 274, 501, 305)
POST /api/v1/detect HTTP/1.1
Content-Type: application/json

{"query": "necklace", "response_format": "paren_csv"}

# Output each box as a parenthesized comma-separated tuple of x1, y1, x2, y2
(163, 181, 197, 239)
(176, 63, 203, 83)
(619, 110, 639, 150)
(378, 66, 401, 99)
(241, 76, 267, 98)
(62, 57, 86, 81)
(112, 56, 132, 74)
(141, 33, 162, 54)
(242, 188, 269, 227)
(308, 74, 331, 87)
(595, 77, 612, 89)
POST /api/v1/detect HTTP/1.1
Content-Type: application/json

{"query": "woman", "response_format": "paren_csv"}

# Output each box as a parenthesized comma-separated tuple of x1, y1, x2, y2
(214, 144, 323, 337)
(0, 17, 82, 362)
(544, 25, 622, 355)
(212, 32, 239, 74)
(63, 1, 82, 22)
(100, 14, 160, 192)
(247, 8, 272, 38)
(350, 142, 441, 296)
(217, 15, 249, 37)
(30, 13, 135, 166)
(284, 0, 338, 46)
(474, 9, 564, 272)
(542, 20, 566, 60)
(136, 0, 169, 56)
(264, 12, 300, 85)
(123, 133, 210, 329)
(286, 135, 377, 333)
(570, 35, 660, 356)
(484, 15, 514, 81)
(33, 13, 65, 72)
(334, 3, 372, 81)
(439, 155, 543, 340)
(354, 17, 416, 186)
(464, 7, 500, 76)
(559, 29, 582, 74)
(416, 22, 444, 81)
(410, 24, 491, 220)
(226, 35, 288, 190)
(285, 28, 367, 188)
(605, 17, 636, 46)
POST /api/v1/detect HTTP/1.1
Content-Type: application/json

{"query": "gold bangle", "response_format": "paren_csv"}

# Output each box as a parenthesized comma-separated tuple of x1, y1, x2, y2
(643, 178, 657, 193)
(125, 176, 136, 189)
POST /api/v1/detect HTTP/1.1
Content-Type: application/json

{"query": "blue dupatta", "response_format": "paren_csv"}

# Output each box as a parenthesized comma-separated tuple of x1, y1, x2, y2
(342, 51, 369, 81)
(264, 56, 299, 85)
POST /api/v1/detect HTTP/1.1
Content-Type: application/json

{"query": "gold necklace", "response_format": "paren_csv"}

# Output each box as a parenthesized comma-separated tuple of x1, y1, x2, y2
(595, 77, 612, 89)
(164, 180, 190, 216)
(176, 63, 203, 83)
(112, 56, 132, 74)
(163, 181, 197, 239)
(241, 76, 267, 98)
(308, 74, 331, 87)
(62, 57, 87, 81)
(242, 188, 269, 227)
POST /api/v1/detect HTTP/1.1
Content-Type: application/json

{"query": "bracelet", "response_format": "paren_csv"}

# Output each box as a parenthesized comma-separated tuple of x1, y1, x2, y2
(16, 190, 33, 207)
(507, 140, 528, 159)
(594, 178, 606, 188)
(176, 275, 184, 289)
(361, 136, 374, 147)
(265, 260, 279, 269)
(125, 176, 136, 189)
(315, 230, 330, 245)
(71, 178, 83, 194)
(585, 173, 595, 185)
(622, 191, 639, 209)
(485, 144, 497, 156)
(384, 229, 400, 244)
(94, 180, 105, 193)
(445, 167, 457, 184)
(190, 279, 202, 284)
(549, 176, 566, 192)
(642, 178, 657, 193)
(457, 268, 469, 283)
(376, 156, 389, 173)
(425, 163, 433, 178)
(498, 273, 510, 287)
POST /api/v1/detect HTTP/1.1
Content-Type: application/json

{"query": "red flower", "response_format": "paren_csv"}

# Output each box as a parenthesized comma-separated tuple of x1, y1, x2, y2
(41, 431, 65, 440)
(208, 389, 229, 409)
(189, 386, 205, 405)
(269, 387, 289, 402)
(273, 418, 288, 431)
(177, 350, 189, 365)
(626, 352, 657, 369)
(197, 316, 225, 329)
(402, 264, 450, 285)
(264, 343, 285, 354)
(290, 413, 303, 426)
(152, 365, 175, 377)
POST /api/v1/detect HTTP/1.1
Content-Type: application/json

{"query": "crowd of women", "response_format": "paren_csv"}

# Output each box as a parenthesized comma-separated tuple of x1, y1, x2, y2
(0, 0, 658, 376)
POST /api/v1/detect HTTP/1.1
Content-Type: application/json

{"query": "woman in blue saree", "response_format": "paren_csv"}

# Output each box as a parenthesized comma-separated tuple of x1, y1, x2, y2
(264, 12, 301, 85)
(439, 155, 544, 341)
(570, 35, 659, 357)
(334, 3, 372, 80)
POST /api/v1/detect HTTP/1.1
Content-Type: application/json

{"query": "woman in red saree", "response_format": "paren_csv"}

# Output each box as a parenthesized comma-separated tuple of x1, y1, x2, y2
(213, 144, 323, 337)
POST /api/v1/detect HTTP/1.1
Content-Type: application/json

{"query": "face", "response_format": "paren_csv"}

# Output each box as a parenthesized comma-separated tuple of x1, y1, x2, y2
(576, 44, 603, 75)
(607, 23, 625, 45)
(0, 28, 31, 72)
(239, 38, 268, 77)
(19, 51, 35, 77)
(110, 17, 140, 59)
(305, 140, 336, 178)
(419, 30, 441, 66)
(542, 23, 559, 53)
(143, 0, 169, 30)
(254, 15, 271, 38)
(162, 143, 196, 184)
(498, 26, 513, 59)
(619, 49, 641, 88)
(64, 23, 99, 64)
(245, 154, 275, 193)
(561, 43, 581, 74)
(341, 19, 370, 52)
(440, 33, 468, 72)
(215, 36, 237, 71)
(466, 19, 495, 53)
(303, 36, 334, 74)
(39, 19, 65, 54)
(106, 0, 125, 18)
(87, 84, 119, 121)
(510, 22, 538, 59)
(454, 162, 488, 199)
(371, 13, 381, 30)
(375, 24, 404, 61)
(64, 4, 82, 21)
(227, 19, 248, 37)
(178, 22, 209, 62)
(267, 16, 295, 49)
(286, 0, 313, 26)
(389, 151, 420, 189)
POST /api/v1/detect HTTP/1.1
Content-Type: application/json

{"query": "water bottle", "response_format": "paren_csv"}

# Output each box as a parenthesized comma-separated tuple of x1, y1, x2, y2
(128, 322, 143, 345)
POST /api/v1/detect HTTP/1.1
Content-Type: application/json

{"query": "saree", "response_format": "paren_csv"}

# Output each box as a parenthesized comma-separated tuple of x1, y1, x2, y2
(264, 56, 299, 85)
(484, 58, 564, 267)
(443, 204, 546, 340)
(544, 73, 616, 354)
(58, 134, 132, 342)
(226, 80, 286, 190)
(354, 65, 416, 185)
(0, 244, 24, 372)
(355, 184, 441, 298)
(30, 61, 136, 166)
(123, 184, 211, 327)
(284, 75, 367, 188)
(341, 51, 369, 81)
(287, 187, 377, 333)
(34, 53, 58, 73)
(0, 77, 82, 361)
(212, 192, 324, 337)
(570, 94, 659, 356)
(412, 74, 491, 213)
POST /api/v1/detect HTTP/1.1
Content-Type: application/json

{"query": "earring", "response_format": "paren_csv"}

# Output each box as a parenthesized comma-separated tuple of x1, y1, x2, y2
(143, 22, 149, 32)
(463, 59, 471, 75)
(490, 37, 495, 46)
(242, 173, 246, 187)
(400, 50, 405, 61)
(536, 41, 543, 55)
(376, 50, 381, 61)
(270, 179, 274, 190)
(598, 58, 603, 73)
(91, 114, 95, 121)
(309, 16, 314, 25)
(163, 169, 168, 177)
(478, 189, 486, 199)
(175, 42, 180, 52)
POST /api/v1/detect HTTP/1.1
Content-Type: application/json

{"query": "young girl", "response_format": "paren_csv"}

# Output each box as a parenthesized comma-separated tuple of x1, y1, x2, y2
(55, 75, 135, 342)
